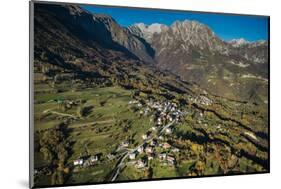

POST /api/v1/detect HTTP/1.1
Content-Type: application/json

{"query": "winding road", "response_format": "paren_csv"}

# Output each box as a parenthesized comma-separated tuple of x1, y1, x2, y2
(110, 120, 176, 181)
(43, 109, 78, 119)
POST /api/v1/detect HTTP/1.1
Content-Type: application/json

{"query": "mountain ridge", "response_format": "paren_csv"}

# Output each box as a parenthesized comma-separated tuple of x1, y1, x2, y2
(127, 19, 268, 102)
(32, 4, 269, 186)
(35, 3, 268, 103)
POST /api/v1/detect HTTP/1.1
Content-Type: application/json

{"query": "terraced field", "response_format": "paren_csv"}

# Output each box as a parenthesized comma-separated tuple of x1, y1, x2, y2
(34, 78, 268, 186)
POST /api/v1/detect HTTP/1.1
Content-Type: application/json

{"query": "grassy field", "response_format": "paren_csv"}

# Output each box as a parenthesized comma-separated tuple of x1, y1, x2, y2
(34, 83, 154, 183)
(34, 78, 268, 186)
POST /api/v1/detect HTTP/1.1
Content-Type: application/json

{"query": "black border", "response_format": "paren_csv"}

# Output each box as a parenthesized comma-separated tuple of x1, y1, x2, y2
(29, 0, 270, 188)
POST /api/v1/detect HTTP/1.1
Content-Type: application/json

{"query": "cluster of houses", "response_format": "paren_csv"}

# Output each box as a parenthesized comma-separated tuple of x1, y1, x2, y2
(73, 154, 100, 168)
(71, 98, 185, 173)
(125, 98, 185, 168)
(66, 88, 219, 177)
(148, 100, 182, 124)
(72, 152, 118, 170)
(124, 137, 180, 169)
(129, 98, 183, 129)
(158, 153, 176, 165)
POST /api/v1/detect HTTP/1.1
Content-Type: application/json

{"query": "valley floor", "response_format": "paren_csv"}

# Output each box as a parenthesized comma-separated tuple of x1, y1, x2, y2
(33, 80, 269, 187)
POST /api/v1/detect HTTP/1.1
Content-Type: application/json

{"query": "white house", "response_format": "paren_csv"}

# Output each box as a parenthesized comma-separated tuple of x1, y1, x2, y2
(172, 148, 180, 153)
(165, 128, 172, 134)
(142, 134, 148, 140)
(90, 155, 98, 163)
(73, 158, 84, 166)
(158, 153, 167, 160)
(129, 153, 136, 160)
(169, 117, 173, 122)
(137, 146, 144, 153)
(128, 100, 138, 104)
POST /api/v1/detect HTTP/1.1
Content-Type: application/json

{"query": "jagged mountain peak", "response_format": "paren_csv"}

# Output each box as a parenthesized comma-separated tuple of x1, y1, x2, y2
(229, 38, 250, 47)
(171, 20, 215, 35)
(147, 23, 169, 33)
(132, 22, 169, 32)
(250, 40, 268, 47)
(128, 22, 169, 42)
(133, 22, 147, 29)
(129, 19, 223, 50)
(172, 19, 206, 28)
(151, 19, 227, 55)
(229, 38, 268, 48)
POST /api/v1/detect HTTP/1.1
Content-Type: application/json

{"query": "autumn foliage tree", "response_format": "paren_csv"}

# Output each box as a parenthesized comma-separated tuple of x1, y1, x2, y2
(39, 123, 70, 184)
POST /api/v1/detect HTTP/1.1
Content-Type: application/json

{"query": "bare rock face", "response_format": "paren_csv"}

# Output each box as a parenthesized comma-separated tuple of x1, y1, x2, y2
(228, 40, 268, 64)
(168, 20, 227, 52)
(33, 5, 269, 185)
(150, 20, 229, 65)
(36, 4, 155, 63)
(129, 19, 268, 65)
(128, 19, 268, 102)
(128, 23, 169, 42)
(35, 3, 268, 102)
(229, 38, 250, 47)
(88, 14, 156, 63)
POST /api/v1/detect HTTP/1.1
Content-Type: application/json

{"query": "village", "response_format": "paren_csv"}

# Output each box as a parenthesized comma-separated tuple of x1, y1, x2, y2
(33, 81, 268, 184)
(36, 88, 265, 182)
(33, 86, 220, 182)
(70, 96, 188, 179)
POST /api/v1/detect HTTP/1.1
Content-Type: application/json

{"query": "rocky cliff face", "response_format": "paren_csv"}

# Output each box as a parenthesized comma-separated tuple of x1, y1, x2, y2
(128, 20, 268, 102)
(33, 4, 269, 186)
(35, 3, 268, 103)
(228, 40, 268, 64)
(129, 20, 268, 65)
(88, 13, 156, 63)
(35, 4, 155, 64)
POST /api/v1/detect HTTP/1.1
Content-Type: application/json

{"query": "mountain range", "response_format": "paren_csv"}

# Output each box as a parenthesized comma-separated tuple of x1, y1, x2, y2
(34, 4, 268, 103)
(32, 4, 269, 186)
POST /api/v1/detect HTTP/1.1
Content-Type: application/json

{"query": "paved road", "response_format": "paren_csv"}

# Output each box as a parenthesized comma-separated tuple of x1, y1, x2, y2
(43, 106, 180, 181)
(110, 120, 176, 181)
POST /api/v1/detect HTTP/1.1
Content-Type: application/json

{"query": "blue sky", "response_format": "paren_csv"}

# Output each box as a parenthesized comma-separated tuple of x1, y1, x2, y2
(81, 5, 268, 42)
